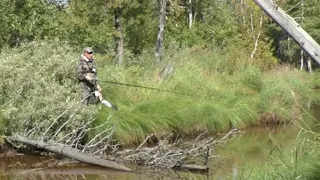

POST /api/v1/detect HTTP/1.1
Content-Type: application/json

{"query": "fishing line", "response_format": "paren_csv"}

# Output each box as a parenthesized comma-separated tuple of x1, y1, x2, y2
(97, 79, 196, 97)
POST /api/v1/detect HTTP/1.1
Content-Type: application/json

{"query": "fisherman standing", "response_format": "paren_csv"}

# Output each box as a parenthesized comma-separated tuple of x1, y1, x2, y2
(76, 47, 117, 110)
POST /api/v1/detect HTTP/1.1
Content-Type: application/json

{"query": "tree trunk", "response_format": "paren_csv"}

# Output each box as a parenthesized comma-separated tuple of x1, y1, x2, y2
(115, 6, 124, 65)
(253, 0, 320, 65)
(240, 0, 246, 25)
(250, 14, 263, 59)
(155, 0, 167, 63)
(7, 135, 132, 172)
(307, 57, 313, 74)
(300, 0, 305, 70)
(188, 0, 193, 28)
(300, 50, 304, 70)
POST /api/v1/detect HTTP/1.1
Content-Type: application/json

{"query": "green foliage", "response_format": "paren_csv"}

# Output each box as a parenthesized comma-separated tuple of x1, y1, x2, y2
(0, 41, 95, 136)
(0, 0, 62, 48)
(165, 1, 240, 50)
(64, 0, 114, 51)
(0, 0, 315, 69)
(124, 1, 158, 55)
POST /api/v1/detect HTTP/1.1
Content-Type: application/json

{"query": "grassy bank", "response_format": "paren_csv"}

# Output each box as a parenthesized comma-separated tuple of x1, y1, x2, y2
(0, 42, 319, 146)
(95, 47, 319, 145)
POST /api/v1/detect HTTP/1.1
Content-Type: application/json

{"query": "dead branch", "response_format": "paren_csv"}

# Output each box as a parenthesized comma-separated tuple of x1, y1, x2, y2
(111, 128, 238, 170)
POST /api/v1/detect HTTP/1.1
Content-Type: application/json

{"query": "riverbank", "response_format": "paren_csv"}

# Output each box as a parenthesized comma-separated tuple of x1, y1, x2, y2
(94, 48, 320, 145)
(0, 42, 319, 148)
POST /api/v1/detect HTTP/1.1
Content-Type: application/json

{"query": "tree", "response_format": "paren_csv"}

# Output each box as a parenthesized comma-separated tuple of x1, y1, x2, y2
(66, 0, 114, 52)
(124, 1, 158, 56)
(0, 0, 62, 48)
(155, 0, 168, 63)
(114, 5, 124, 64)
(105, 0, 132, 64)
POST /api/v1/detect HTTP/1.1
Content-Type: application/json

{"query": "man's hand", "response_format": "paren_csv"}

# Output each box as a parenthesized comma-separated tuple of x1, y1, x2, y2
(94, 91, 102, 97)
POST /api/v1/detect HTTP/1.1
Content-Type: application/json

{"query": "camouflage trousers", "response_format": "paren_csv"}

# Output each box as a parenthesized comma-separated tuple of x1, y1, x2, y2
(80, 83, 99, 105)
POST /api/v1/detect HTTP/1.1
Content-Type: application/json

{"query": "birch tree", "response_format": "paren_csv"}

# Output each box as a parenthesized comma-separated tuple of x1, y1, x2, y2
(155, 0, 168, 63)
(114, 5, 124, 64)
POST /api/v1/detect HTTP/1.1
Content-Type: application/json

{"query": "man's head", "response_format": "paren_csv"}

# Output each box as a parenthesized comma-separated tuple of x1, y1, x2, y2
(83, 47, 94, 60)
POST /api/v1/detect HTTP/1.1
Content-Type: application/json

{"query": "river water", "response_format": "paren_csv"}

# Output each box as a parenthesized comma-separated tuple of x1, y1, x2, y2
(1, 109, 319, 180)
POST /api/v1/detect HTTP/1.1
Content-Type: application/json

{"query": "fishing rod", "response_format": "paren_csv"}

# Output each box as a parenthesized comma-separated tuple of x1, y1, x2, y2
(97, 79, 195, 97)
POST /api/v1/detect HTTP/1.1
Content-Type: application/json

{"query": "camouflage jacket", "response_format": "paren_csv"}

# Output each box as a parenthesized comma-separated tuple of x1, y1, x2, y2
(76, 55, 98, 88)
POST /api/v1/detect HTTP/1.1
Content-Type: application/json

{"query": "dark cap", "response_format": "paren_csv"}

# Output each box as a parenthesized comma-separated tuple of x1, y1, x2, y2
(83, 47, 94, 54)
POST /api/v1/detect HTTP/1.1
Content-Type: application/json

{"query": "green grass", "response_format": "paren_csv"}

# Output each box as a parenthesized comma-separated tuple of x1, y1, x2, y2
(93, 47, 317, 145)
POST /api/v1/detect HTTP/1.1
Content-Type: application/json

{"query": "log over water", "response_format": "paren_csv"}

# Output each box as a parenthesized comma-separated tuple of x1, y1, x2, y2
(7, 135, 132, 172)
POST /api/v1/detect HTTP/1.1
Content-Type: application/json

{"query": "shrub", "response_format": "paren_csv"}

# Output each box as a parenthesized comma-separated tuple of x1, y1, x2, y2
(0, 41, 96, 138)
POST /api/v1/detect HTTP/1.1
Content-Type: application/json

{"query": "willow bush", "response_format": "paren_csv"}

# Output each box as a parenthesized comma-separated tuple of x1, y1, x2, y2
(0, 41, 96, 138)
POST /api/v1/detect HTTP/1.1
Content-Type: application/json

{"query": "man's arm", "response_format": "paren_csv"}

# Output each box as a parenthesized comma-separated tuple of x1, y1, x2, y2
(97, 84, 102, 92)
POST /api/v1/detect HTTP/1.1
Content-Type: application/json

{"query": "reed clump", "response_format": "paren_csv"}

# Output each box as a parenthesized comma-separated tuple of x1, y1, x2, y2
(96, 47, 317, 145)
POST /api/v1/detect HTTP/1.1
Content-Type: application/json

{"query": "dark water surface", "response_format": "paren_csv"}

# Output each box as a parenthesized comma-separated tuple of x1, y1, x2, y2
(1, 109, 319, 180)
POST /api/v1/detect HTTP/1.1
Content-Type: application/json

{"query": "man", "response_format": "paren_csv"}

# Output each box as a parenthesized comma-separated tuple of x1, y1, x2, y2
(76, 47, 117, 110)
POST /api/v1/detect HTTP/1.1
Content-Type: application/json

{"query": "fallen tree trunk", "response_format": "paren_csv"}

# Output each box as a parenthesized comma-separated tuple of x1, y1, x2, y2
(7, 135, 132, 172)
(253, 0, 320, 65)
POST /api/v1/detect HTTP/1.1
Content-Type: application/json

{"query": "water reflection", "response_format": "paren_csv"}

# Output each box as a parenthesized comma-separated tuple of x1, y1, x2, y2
(211, 125, 299, 179)
(2, 165, 195, 180)
(211, 108, 320, 179)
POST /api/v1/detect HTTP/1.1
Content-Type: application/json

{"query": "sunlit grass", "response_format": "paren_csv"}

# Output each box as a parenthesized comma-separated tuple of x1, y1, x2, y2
(94, 48, 317, 145)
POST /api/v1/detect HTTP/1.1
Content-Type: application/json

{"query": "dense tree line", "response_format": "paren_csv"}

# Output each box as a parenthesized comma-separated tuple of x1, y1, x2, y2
(1, 0, 319, 68)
